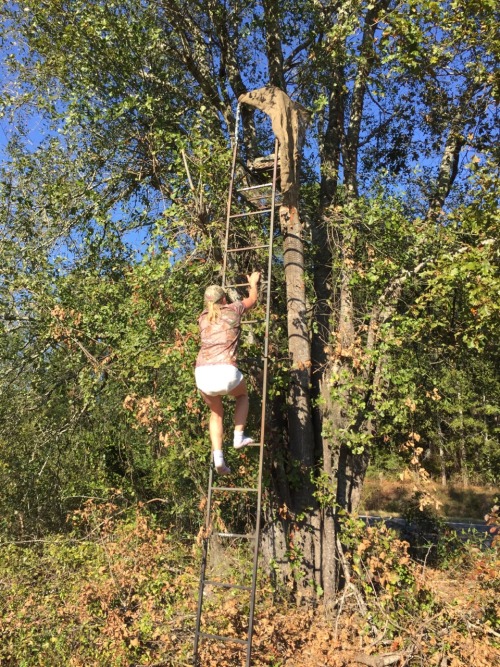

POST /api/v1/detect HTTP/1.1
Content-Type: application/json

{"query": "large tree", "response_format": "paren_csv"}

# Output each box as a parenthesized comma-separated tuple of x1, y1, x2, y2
(1, 0, 498, 601)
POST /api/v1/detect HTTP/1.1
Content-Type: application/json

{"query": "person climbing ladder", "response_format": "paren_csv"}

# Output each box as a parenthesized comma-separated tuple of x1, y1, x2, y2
(195, 271, 261, 474)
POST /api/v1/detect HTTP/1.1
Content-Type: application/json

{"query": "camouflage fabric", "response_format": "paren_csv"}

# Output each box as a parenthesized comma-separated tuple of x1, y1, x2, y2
(196, 301, 246, 368)
(204, 285, 225, 302)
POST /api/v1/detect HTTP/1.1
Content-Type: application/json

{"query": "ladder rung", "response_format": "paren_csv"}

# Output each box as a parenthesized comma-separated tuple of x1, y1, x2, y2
(229, 208, 273, 219)
(244, 202, 275, 210)
(242, 195, 272, 203)
(237, 183, 273, 192)
(198, 631, 247, 645)
(205, 580, 252, 589)
(239, 192, 283, 206)
(241, 319, 258, 324)
(212, 486, 258, 492)
(215, 532, 256, 540)
(224, 280, 269, 288)
(226, 244, 270, 253)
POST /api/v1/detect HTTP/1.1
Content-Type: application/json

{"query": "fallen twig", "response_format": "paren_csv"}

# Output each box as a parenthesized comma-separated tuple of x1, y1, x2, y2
(353, 652, 404, 666)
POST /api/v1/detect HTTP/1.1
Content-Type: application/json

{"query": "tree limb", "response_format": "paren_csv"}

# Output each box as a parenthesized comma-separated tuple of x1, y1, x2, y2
(353, 653, 404, 667)
(344, 1, 390, 197)
(262, 0, 287, 90)
(426, 84, 486, 221)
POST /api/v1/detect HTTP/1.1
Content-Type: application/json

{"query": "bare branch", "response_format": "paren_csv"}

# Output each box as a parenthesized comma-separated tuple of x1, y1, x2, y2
(353, 653, 405, 667)
(426, 84, 486, 221)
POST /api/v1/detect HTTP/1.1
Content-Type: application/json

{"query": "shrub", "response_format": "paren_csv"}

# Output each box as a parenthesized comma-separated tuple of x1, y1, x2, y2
(339, 514, 436, 634)
(0, 497, 196, 667)
(401, 492, 466, 566)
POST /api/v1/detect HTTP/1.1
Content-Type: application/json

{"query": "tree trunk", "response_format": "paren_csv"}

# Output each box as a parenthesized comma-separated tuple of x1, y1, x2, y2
(436, 411, 447, 487)
(457, 391, 469, 488)
(278, 202, 321, 594)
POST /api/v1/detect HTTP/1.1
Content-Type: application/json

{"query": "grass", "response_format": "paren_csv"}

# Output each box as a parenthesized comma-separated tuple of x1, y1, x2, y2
(360, 473, 498, 521)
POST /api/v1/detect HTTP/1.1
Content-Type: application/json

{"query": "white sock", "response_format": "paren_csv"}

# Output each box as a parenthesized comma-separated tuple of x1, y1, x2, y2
(213, 450, 225, 468)
(234, 430, 245, 446)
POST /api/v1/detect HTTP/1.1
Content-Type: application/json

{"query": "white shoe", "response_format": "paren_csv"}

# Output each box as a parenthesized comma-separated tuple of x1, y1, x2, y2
(233, 435, 255, 450)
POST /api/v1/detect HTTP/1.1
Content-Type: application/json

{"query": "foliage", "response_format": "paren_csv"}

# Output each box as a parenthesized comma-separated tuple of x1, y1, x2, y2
(340, 514, 434, 629)
(485, 501, 500, 548)
(339, 515, 500, 665)
(0, 234, 218, 537)
(401, 492, 468, 566)
(0, 498, 499, 666)
(0, 0, 499, 609)
(0, 497, 196, 667)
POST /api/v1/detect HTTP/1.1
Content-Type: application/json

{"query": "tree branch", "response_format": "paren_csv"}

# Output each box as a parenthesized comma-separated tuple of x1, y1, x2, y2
(262, 0, 287, 90)
(283, 37, 316, 72)
(158, 0, 233, 124)
(366, 258, 430, 353)
(353, 653, 404, 667)
(344, 1, 390, 197)
(426, 84, 486, 221)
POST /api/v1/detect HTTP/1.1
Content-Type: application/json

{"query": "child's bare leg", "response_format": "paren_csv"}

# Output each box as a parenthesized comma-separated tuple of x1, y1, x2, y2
(200, 392, 229, 473)
(200, 392, 223, 450)
(229, 379, 254, 448)
(230, 378, 249, 432)
(209, 405, 224, 451)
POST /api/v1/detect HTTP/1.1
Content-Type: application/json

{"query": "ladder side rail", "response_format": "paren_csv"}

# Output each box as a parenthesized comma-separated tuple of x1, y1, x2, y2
(222, 105, 241, 289)
(245, 139, 280, 667)
(193, 465, 216, 659)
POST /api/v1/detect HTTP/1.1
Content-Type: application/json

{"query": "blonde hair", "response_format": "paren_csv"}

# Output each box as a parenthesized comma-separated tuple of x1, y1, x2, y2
(206, 299, 222, 323)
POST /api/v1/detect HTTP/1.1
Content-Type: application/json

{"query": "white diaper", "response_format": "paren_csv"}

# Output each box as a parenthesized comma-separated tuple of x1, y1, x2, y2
(195, 364, 244, 396)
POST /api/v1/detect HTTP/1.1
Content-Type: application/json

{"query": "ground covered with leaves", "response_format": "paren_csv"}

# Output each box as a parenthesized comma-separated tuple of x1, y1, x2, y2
(361, 476, 498, 521)
(0, 500, 498, 667)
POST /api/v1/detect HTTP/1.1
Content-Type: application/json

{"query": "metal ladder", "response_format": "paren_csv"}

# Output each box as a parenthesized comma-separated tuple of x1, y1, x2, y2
(193, 110, 280, 666)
